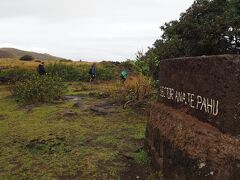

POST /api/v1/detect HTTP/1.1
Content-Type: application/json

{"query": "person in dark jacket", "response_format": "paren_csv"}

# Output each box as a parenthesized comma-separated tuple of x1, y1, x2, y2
(89, 64, 96, 82)
(37, 62, 46, 75)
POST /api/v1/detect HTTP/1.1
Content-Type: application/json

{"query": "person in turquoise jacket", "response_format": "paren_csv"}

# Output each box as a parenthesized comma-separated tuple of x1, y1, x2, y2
(120, 68, 128, 83)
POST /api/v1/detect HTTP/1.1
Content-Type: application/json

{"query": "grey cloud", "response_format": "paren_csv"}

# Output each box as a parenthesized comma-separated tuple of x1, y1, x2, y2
(0, 0, 194, 61)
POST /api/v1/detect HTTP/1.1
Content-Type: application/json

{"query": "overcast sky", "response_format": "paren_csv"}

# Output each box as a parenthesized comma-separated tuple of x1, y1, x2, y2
(0, 0, 194, 61)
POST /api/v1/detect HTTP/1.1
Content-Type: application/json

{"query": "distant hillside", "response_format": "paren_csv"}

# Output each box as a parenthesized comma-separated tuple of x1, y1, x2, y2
(0, 50, 15, 58)
(0, 48, 62, 60)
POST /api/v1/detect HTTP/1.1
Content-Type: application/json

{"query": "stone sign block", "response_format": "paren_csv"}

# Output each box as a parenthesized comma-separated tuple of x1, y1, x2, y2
(158, 55, 240, 135)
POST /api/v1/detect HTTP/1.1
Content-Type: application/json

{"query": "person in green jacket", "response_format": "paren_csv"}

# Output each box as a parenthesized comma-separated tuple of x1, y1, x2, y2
(120, 68, 128, 83)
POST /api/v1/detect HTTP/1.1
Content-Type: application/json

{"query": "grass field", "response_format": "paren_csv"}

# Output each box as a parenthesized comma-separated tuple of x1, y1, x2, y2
(0, 81, 154, 179)
(0, 58, 92, 69)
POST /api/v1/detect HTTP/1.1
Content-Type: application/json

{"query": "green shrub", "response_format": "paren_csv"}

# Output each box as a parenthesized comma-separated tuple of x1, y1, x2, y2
(98, 62, 119, 80)
(11, 75, 66, 104)
(77, 65, 90, 81)
(45, 62, 118, 82)
(121, 56, 150, 77)
(96, 68, 117, 81)
(0, 69, 35, 83)
(121, 60, 137, 72)
(78, 63, 118, 81)
(46, 63, 81, 81)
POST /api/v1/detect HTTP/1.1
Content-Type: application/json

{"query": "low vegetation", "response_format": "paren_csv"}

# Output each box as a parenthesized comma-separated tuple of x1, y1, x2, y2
(11, 75, 66, 104)
(132, 149, 150, 165)
(0, 68, 34, 83)
(0, 57, 157, 179)
(46, 63, 81, 81)
(109, 75, 154, 108)
(0, 59, 120, 83)
(0, 0, 237, 178)
(0, 81, 154, 179)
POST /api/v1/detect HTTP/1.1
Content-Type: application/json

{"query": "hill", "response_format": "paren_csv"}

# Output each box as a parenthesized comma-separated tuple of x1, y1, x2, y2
(0, 50, 15, 58)
(0, 48, 62, 60)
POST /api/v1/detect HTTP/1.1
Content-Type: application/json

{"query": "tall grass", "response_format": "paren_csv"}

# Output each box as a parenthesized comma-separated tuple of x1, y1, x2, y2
(0, 59, 121, 82)
(109, 75, 153, 105)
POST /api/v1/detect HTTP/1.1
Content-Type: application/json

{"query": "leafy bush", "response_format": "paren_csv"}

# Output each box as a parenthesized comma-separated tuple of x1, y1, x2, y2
(46, 62, 118, 82)
(20, 55, 34, 61)
(134, 51, 150, 76)
(121, 58, 150, 77)
(0, 69, 35, 83)
(96, 67, 117, 81)
(96, 61, 118, 81)
(142, 0, 240, 79)
(11, 75, 66, 104)
(46, 63, 81, 81)
(121, 60, 137, 72)
(77, 65, 90, 81)
(78, 63, 118, 81)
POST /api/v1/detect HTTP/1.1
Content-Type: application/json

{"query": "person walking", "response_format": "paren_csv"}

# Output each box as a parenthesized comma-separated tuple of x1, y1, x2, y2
(89, 64, 96, 83)
(37, 62, 46, 75)
(120, 68, 128, 83)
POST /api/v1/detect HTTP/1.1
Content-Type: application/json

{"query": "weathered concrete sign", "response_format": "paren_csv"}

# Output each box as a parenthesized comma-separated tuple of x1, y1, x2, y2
(145, 55, 240, 179)
(158, 55, 240, 135)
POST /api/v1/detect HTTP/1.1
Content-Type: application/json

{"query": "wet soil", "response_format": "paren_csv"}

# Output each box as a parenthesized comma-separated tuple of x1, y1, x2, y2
(64, 94, 154, 179)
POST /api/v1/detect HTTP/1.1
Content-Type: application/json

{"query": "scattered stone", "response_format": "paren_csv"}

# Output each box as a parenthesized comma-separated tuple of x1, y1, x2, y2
(89, 92, 110, 99)
(88, 92, 97, 97)
(62, 110, 78, 117)
(25, 105, 34, 113)
(120, 152, 135, 160)
(0, 115, 5, 121)
(65, 95, 83, 101)
(90, 107, 109, 115)
(90, 102, 117, 115)
(72, 102, 81, 108)
(52, 99, 64, 104)
(98, 92, 110, 98)
(199, 162, 206, 169)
